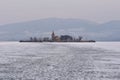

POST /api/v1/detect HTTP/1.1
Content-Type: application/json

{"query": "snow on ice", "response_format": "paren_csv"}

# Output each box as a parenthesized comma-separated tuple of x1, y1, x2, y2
(0, 42, 120, 80)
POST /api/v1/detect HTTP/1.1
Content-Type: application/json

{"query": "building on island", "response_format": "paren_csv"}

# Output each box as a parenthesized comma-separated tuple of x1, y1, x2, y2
(19, 31, 95, 42)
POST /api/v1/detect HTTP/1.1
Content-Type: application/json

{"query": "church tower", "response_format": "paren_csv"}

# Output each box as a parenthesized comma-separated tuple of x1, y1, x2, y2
(51, 31, 55, 41)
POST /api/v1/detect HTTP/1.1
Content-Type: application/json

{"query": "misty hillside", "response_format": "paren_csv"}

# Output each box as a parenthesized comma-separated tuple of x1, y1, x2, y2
(0, 18, 120, 41)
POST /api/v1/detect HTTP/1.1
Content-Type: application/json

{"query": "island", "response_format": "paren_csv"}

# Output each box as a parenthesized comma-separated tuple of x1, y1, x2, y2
(19, 31, 96, 42)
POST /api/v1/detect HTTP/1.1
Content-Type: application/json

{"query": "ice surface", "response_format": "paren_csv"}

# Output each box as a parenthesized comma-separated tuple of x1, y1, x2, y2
(0, 42, 120, 80)
(94, 42, 120, 52)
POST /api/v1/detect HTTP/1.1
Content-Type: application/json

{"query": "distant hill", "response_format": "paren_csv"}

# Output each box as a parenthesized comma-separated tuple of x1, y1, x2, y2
(0, 18, 120, 41)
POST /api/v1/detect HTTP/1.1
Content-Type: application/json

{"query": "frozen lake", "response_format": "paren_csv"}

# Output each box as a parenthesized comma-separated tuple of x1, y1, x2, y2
(0, 42, 120, 80)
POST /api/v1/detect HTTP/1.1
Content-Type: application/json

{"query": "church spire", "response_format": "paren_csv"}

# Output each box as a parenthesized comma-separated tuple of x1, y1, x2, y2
(51, 31, 55, 41)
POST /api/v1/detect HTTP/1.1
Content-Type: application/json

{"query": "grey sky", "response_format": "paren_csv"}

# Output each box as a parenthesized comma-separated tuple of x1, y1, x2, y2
(0, 0, 120, 25)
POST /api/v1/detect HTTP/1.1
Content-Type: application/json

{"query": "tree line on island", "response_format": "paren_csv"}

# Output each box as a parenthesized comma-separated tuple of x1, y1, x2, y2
(20, 31, 95, 42)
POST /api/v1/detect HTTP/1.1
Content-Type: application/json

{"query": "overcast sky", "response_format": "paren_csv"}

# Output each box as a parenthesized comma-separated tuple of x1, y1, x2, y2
(0, 0, 120, 25)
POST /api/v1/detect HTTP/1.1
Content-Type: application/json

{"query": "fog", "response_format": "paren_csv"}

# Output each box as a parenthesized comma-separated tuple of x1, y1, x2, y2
(0, 0, 120, 24)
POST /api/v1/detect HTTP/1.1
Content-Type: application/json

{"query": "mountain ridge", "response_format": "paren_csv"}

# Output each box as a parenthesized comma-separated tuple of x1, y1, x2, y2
(0, 18, 119, 41)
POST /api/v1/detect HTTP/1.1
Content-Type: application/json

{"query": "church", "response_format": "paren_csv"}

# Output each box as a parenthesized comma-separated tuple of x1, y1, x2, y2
(51, 31, 73, 42)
